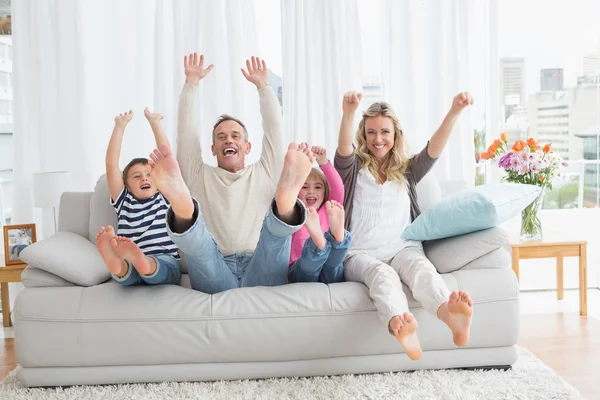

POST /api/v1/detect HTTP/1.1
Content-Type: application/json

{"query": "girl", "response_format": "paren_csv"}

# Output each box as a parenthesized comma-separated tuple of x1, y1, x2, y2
(288, 145, 351, 284)
(334, 92, 474, 360)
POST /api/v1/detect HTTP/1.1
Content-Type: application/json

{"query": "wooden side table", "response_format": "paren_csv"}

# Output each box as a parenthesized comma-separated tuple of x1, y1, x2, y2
(0, 263, 27, 327)
(508, 239, 587, 316)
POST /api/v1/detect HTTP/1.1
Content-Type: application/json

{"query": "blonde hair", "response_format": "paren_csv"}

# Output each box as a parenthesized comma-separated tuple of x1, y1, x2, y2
(304, 168, 330, 209)
(355, 102, 412, 184)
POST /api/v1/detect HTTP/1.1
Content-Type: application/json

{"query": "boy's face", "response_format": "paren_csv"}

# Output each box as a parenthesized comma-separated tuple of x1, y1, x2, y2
(126, 163, 157, 200)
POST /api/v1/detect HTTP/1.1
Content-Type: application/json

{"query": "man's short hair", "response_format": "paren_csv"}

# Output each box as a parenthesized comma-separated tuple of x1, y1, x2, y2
(212, 114, 248, 142)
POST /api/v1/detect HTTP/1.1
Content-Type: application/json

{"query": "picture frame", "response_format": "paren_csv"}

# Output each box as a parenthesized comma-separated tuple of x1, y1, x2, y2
(3, 224, 37, 266)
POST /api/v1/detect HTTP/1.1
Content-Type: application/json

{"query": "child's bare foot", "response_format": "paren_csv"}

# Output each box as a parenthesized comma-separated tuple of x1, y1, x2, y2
(111, 237, 157, 276)
(305, 207, 326, 249)
(389, 312, 423, 360)
(96, 226, 127, 276)
(447, 291, 473, 346)
(326, 200, 345, 243)
(149, 144, 194, 219)
(275, 143, 315, 223)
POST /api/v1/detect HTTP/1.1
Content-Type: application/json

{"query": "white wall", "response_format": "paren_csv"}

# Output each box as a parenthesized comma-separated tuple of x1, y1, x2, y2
(498, 208, 600, 291)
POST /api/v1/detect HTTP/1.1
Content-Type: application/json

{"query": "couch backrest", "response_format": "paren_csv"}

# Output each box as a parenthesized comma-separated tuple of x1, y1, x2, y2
(88, 175, 118, 244)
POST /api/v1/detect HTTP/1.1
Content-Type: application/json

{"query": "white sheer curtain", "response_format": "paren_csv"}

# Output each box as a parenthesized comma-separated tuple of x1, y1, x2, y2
(381, 0, 476, 184)
(281, 0, 362, 153)
(11, 0, 261, 226)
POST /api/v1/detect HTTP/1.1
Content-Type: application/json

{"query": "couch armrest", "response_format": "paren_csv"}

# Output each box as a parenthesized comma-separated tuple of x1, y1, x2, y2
(59, 191, 93, 237)
(424, 227, 509, 274)
(19, 231, 110, 287)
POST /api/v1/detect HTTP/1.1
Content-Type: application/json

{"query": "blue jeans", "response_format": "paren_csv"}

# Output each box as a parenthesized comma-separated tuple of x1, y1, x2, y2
(112, 254, 182, 286)
(167, 198, 306, 294)
(288, 230, 351, 284)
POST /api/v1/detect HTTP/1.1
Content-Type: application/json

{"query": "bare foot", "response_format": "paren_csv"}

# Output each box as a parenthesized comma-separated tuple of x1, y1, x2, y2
(111, 237, 157, 276)
(275, 143, 315, 223)
(96, 226, 127, 276)
(305, 207, 326, 249)
(148, 144, 194, 219)
(447, 291, 473, 346)
(326, 200, 345, 243)
(389, 312, 423, 360)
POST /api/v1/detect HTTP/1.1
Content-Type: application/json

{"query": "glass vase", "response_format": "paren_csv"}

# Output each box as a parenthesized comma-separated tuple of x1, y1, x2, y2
(520, 188, 545, 241)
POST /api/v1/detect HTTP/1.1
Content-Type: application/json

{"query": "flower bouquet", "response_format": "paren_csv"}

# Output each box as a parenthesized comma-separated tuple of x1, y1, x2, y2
(481, 133, 568, 240)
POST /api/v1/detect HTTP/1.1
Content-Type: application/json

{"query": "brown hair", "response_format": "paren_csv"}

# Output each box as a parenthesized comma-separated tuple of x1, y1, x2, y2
(212, 114, 248, 143)
(305, 168, 330, 209)
(122, 158, 149, 184)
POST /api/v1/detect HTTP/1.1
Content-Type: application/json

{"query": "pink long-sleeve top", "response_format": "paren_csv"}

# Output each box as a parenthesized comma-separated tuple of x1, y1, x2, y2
(289, 161, 344, 265)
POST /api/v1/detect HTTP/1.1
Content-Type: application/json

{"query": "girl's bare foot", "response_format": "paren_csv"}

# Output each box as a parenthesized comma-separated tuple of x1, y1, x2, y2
(111, 236, 157, 276)
(96, 226, 127, 276)
(275, 143, 315, 223)
(447, 291, 473, 346)
(305, 207, 326, 249)
(326, 200, 345, 243)
(389, 312, 423, 360)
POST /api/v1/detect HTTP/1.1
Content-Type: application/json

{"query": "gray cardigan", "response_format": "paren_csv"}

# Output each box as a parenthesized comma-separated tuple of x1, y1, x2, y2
(334, 143, 437, 230)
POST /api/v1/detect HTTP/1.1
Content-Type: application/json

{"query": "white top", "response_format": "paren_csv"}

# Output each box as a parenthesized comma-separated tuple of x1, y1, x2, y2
(177, 84, 284, 256)
(349, 169, 422, 261)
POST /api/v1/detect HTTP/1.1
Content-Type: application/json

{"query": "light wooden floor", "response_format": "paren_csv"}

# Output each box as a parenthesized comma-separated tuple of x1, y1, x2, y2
(0, 314, 597, 398)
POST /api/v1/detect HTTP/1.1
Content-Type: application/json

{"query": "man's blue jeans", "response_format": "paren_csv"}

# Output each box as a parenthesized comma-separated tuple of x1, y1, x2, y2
(167, 199, 306, 294)
(288, 230, 350, 284)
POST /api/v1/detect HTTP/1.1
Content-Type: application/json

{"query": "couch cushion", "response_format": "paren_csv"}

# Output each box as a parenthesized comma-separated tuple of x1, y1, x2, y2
(402, 183, 540, 241)
(14, 266, 519, 368)
(88, 175, 118, 244)
(21, 266, 75, 288)
(19, 231, 110, 287)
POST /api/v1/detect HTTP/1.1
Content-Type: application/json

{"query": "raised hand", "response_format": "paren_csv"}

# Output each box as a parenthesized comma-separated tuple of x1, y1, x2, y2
(144, 107, 163, 124)
(342, 92, 362, 114)
(114, 110, 133, 126)
(311, 145, 328, 166)
(184, 52, 214, 85)
(241, 56, 268, 89)
(450, 92, 474, 115)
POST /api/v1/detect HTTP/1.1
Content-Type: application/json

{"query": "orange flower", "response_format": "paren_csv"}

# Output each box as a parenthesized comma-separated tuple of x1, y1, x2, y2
(543, 144, 551, 154)
(493, 139, 502, 148)
(500, 132, 508, 142)
(481, 152, 489, 160)
(539, 176, 545, 183)
(527, 137, 537, 147)
(512, 140, 526, 152)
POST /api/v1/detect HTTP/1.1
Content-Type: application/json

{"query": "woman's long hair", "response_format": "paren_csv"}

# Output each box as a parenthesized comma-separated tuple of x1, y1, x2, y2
(355, 102, 412, 184)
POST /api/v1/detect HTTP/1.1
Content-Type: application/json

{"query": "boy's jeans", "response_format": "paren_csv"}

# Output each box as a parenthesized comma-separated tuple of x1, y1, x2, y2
(112, 254, 182, 286)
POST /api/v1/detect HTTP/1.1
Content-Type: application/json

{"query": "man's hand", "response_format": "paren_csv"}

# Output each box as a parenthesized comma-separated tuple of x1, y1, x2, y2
(311, 146, 328, 166)
(144, 107, 163, 124)
(342, 92, 362, 115)
(241, 56, 268, 89)
(114, 110, 133, 126)
(450, 92, 474, 115)
(184, 52, 214, 86)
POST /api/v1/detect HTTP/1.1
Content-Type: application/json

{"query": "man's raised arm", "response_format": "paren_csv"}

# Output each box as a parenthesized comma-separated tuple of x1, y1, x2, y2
(177, 52, 214, 186)
(241, 56, 284, 179)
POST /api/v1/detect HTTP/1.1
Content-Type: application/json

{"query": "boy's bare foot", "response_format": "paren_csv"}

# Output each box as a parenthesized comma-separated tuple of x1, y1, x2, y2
(305, 207, 326, 249)
(275, 143, 314, 223)
(96, 226, 127, 276)
(447, 291, 473, 346)
(326, 200, 345, 243)
(149, 144, 194, 220)
(111, 236, 157, 276)
(389, 312, 423, 360)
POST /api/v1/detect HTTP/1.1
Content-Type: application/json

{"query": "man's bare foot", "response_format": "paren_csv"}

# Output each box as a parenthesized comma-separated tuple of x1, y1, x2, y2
(149, 144, 194, 219)
(389, 312, 423, 360)
(447, 291, 473, 346)
(96, 226, 127, 276)
(326, 200, 345, 243)
(111, 237, 157, 276)
(275, 143, 314, 223)
(305, 207, 326, 249)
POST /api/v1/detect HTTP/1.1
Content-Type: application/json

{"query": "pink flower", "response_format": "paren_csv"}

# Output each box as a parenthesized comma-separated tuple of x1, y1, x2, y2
(519, 164, 529, 174)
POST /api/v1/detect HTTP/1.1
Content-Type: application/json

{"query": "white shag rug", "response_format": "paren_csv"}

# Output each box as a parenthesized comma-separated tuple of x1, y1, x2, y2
(0, 346, 582, 400)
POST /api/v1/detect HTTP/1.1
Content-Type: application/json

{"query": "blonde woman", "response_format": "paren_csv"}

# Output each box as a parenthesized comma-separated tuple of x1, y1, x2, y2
(334, 92, 474, 360)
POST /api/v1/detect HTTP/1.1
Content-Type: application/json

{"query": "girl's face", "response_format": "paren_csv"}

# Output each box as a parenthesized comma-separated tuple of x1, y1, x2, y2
(298, 178, 326, 210)
(365, 115, 395, 159)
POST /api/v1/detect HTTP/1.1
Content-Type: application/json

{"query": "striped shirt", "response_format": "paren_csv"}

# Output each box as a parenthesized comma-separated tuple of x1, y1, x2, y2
(111, 188, 179, 259)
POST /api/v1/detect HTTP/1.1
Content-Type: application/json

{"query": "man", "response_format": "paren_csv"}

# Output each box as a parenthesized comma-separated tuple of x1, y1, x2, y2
(148, 53, 312, 294)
